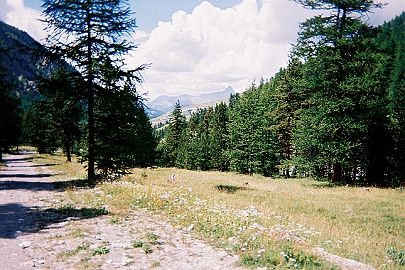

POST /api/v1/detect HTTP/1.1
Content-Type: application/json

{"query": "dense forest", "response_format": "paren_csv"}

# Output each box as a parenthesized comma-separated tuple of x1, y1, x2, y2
(0, 0, 404, 187)
(158, 8, 405, 187)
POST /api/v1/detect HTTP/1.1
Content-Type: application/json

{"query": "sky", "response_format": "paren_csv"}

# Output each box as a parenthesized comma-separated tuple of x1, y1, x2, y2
(0, 0, 404, 100)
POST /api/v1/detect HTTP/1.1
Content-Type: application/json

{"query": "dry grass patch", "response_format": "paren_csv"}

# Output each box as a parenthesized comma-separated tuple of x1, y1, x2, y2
(33, 154, 404, 269)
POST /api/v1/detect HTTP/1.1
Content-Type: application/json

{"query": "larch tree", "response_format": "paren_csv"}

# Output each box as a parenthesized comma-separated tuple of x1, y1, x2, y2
(37, 69, 83, 162)
(377, 12, 405, 186)
(159, 101, 186, 167)
(292, 0, 387, 185)
(269, 59, 304, 177)
(42, 0, 141, 181)
(209, 102, 230, 171)
(228, 83, 279, 176)
(0, 66, 21, 161)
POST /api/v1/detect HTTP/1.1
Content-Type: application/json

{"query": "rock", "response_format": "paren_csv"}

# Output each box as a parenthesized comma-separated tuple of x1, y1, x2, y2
(187, 224, 195, 231)
(312, 247, 376, 270)
(18, 241, 31, 249)
(56, 240, 65, 245)
(35, 259, 46, 265)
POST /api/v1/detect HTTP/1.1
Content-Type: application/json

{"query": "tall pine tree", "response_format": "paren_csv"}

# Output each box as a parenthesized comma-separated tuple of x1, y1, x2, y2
(292, 0, 388, 185)
(42, 0, 139, 181)
(158, 101, 186, 167)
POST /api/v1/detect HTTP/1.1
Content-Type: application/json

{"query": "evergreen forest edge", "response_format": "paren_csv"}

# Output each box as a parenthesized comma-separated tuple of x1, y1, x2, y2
(0, 1, 404, 187)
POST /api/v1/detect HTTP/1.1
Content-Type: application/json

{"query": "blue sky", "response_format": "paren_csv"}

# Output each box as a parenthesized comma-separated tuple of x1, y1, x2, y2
(25, 0, 242, 32)
(1, 0, 404, 99)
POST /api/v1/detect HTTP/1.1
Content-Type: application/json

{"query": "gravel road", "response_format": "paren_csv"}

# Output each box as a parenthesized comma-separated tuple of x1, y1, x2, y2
(0, 153, 242, 270)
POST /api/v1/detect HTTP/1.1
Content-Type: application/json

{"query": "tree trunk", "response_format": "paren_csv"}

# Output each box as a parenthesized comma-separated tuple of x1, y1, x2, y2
(86, 6, 95, 182)
(65, 140, 71, 162)
(332, 162, 343, 183)
(366, 118, 386, 186)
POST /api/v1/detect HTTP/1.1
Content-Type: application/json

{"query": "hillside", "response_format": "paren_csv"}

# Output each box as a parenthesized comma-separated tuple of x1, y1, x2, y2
(147, 86, 235, 119)
(0, 20, 62, 97)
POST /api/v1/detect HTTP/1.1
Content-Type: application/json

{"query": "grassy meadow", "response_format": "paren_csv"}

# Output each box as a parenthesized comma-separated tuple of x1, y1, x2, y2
(33, 153, 404, 269)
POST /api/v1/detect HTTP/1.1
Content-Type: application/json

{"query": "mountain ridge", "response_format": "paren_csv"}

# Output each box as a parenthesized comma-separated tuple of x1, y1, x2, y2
(0, 20, 67, 97)
(147, 86, 235, 119)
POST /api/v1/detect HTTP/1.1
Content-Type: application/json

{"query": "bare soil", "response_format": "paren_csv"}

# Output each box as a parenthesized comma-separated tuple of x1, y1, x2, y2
(0, 153, 242, 270)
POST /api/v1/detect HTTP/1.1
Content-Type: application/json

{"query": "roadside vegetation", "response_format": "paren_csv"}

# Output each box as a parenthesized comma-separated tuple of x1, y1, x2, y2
(34, 153, 405, 270)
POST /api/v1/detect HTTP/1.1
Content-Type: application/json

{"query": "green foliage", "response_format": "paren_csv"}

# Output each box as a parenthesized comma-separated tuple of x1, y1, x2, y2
(291, 0, 390, 185)
(131, 232, 160, 254)
(177, 107, 212, 170)
(146, 232, 159, 242)
(158, 100, 186, 167)
(281, 246, 324, 269)
(42, 0, 141, 181)
(208, 102, 230, 171)
(387, 246, 405, 266)
(23, 98, 58, 154)
(160, 101, 230, 171)
(132, 240, 144, 248)
(378, 13, 405, 186)
(92, 72, 156, 177)
(91, 246, 109, 256)
(60, 242, 89, 257)
(269, 59, 304, 177)
(228, 82, 279, 176)
(240, 252, 280, 267)
(0, 66, 21, 160)
(34, 69, 83, 159)
(154, 9, 405, 187)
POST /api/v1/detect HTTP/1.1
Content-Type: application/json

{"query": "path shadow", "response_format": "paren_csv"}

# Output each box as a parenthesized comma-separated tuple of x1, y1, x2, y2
(2, 157, 35, 162)
(0, 178, 97, 191)
(54, 178, 97, 190)
(6, 164, 58, 168)
(0, 203, 108, 239)
(215, 184, 251, 194)
(0, 180, 54, 191)
(0, 173, 55, 179)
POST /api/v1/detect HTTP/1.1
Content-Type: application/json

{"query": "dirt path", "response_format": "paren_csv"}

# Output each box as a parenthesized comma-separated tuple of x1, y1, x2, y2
(0, 153, 54, 269)
(0, 154, 242, 269)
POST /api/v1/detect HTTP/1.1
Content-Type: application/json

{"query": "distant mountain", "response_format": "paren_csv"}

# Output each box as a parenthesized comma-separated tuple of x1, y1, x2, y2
(0, 20, 64, 97)
(0, 20, 42, 80)
(147, 86, 235, 119)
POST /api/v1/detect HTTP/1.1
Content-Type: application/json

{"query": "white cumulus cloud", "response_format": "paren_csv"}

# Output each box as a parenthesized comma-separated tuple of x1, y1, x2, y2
(128, 0, 314, 99)
(0, 0, 45, 41)
(128, 0, 404, 100)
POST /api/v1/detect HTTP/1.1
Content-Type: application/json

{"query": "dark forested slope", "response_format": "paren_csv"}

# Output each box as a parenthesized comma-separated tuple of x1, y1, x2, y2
(0, 21, 43, 79)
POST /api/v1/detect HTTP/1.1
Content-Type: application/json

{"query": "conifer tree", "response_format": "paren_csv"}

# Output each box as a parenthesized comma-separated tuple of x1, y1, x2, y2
(159, 101, 186, 167)
(292, 0, 387, 185)
(0, 67, 21, 161)
(42, 0, 139, 181)
(269, 60, 304, 177)
(209, 102, 230, 171)
(228, 83, 278, 176)
(37, 69, 83, 161)
(378, 12, 405, 186)
(23, 97, 58, 154)
(94, 74, 156, 177)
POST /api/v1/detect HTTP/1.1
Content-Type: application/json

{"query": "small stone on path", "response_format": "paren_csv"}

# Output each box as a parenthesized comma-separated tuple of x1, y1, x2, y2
(18, 241, 31, 249)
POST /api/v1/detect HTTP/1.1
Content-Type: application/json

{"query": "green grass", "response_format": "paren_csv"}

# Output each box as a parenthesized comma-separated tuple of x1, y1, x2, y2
(132, 240, 153, 254)
(59, 242, 89, 258)
(33, 154, 405, 270)
(91, 246, 109, 256)
(131, 232, 161, 254)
